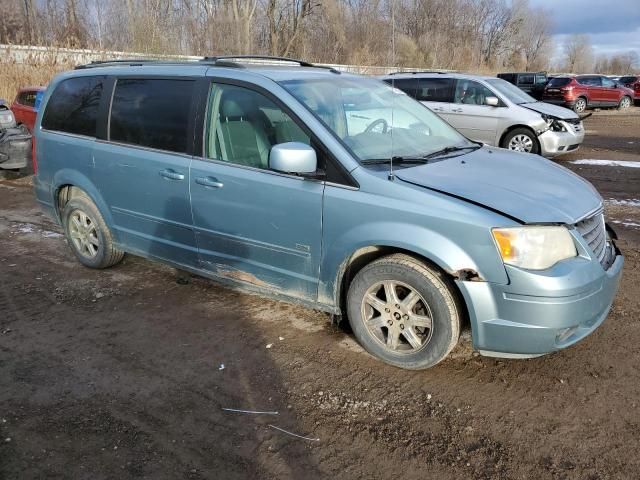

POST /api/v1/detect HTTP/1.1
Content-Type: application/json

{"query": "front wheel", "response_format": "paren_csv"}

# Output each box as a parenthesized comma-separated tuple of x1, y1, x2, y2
(618, 96, 631, 110)
(501, 128, 539, 154)
(346, 254, 461, 369)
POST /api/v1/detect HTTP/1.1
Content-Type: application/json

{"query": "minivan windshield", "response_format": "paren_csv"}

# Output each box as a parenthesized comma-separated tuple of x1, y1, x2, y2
(486, 78, 536, 104)
(280, 77, 475, 163)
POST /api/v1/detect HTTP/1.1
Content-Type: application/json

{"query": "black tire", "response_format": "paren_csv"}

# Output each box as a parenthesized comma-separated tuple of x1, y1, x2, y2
(62, 192, 124, 269)
(573, 97, 587, 113)
(618, 96, 631, 110)
(500, 127, 540, 155)
(346, 254, 461, 370)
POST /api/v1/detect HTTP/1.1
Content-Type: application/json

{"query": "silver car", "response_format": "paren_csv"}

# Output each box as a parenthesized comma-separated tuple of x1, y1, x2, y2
(382, 73, 585, 158)
(0, 100, 16, 130)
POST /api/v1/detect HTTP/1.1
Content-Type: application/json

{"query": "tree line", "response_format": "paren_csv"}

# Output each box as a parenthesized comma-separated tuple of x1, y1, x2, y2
(1, 0, 637, 74)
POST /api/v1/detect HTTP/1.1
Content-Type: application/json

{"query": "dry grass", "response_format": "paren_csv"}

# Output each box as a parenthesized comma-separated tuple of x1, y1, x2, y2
(0, 60, 70, 103)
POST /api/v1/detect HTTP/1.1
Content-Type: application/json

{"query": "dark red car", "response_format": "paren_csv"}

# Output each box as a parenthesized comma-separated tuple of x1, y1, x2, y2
(618, 75, 640, 105)
(10, 86, 46, 132)
(542, 75, 634, 113)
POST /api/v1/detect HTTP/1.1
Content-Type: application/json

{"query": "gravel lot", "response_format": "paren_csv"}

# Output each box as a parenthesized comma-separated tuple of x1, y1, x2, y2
(1, 110, 639, 479)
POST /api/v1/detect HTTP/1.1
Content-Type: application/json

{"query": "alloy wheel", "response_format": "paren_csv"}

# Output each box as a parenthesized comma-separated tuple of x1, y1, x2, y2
(360, 280, 433, 354)
(508, 134, 534, 152)
(575, 98, 586, 113)
(68, 209, 100, 258)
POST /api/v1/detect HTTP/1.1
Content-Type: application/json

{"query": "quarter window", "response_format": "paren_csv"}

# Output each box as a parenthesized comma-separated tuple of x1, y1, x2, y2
(41, 76, 103, 136)
(110, 78, 195, 154)
(206, 83, 310, 170)
(453, 80, 495, 105)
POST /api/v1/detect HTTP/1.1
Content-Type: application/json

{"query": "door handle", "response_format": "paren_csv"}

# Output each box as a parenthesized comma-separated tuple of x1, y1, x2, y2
(159, 169, 185, 181)
(195, 176, 224, 189)
(431, 107, 444, 112)
(451, 108, 463, 113)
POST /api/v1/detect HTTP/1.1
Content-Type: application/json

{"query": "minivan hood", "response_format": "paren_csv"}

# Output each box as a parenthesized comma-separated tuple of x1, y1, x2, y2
(395, 147, 602, 224)
(521, 101, 579, 120)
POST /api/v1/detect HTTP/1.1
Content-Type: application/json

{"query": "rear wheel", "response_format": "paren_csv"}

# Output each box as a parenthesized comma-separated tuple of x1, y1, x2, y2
(573, 97, 587, 113)
(346, 254, 461, 370)
(501, 128, 539, 154)
(62, 193, 124, 269)
(618, 96, 631, 110)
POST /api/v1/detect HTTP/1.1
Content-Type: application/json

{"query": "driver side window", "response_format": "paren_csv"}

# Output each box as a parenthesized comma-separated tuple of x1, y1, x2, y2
(453, 80, 495, 106)
(206, 83, 310, 170)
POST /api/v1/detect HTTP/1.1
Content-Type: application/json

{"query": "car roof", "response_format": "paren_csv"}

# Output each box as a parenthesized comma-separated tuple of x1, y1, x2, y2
(381, 72, 497, 81)
(67, 57, 349, 83)
(19, 86, 46, 92)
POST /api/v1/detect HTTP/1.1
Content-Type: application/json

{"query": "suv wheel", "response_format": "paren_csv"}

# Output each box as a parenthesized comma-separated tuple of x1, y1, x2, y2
(618, 96, 631, 110)
(573, 97, 587, 113)
(62, 193, 125, 269)
(501, 128, 539, 154)
(346, 254, 461, 369)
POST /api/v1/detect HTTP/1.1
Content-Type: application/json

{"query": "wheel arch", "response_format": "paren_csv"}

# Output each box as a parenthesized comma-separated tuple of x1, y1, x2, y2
(52, 170, 115, 231)
(499, 124, 539, 150)
(329, 245, 477, 329)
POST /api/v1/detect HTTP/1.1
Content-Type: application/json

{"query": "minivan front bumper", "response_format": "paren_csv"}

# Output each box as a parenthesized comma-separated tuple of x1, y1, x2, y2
(538, 121, 585, 158)
(457, 243, 623, 358)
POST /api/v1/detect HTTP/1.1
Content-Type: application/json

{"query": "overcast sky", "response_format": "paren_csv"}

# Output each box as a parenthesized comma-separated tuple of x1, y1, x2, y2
(529, 0, 640, 59)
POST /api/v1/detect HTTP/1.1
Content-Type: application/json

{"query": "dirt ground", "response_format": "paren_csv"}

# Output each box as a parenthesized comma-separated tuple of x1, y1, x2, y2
(1, 109, 639, 480)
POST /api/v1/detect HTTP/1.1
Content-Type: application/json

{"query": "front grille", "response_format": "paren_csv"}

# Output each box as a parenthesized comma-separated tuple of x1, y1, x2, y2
(574, 212, 614, 269)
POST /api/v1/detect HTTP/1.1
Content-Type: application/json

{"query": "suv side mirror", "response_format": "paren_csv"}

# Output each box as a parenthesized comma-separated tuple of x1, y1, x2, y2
(269, 142, 317, 174)
(485, 96, 499, 107)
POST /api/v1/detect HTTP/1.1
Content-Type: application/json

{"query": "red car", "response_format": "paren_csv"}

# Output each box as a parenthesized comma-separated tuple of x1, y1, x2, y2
(542, 75, 634, 113)
(618, 75, 640, 105)
(10, 86, 46, 132)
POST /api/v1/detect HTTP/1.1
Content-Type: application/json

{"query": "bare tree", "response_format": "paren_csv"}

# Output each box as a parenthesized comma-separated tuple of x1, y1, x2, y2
(563, 34, 593, 73)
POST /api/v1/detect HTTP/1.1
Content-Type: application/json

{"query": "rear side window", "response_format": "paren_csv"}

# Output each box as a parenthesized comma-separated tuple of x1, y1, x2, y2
(385, 78, 419, 98)
(577, 76, 601, 86)
(518, 74, 534, 85)
(19, 91, 38, 107)
(417, 78, 454, 102)
(42, 76, 103, 136)
(110, 79, 195, 154)
(547, 77, 571, 87)
(535, 74, 547, 85)
(619, 76, 637, 84)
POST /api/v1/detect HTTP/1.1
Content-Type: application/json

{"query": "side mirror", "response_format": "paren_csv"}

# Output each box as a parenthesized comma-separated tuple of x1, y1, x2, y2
(485, 96, 499, 107)
(269, 142, 317, 174)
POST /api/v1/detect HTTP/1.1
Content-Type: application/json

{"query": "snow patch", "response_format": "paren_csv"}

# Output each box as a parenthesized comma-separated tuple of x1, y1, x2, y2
(606, 199, 640, 208)
(571, 159, 640, 168)
(612, 220, 640, 229)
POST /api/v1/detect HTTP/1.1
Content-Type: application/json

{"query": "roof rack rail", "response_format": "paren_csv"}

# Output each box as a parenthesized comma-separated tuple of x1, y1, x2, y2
(203, 55, 315, 67)
(74, 55, 341, 73)
(387, 70, 452, 76)
(75, 59, 164, 69)
(202, 55, 340, 73)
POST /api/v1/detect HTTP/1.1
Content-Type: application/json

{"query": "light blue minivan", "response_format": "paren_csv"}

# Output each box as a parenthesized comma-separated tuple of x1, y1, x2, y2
(33, 56, 623, 369)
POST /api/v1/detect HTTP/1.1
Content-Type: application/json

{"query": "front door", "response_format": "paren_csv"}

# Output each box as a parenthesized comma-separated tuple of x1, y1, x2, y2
(92, 77, 198, 267)
(445, 79, 500, 145)
(190, 81, 324, 301)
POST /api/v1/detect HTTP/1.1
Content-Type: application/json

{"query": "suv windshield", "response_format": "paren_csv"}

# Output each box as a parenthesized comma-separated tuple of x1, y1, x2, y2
(280, 77, 473, 163)
(486, 78, 536, 104)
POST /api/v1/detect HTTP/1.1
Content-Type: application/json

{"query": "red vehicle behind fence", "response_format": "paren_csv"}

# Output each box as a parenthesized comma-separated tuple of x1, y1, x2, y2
(10, 86, 46, 132)
(542, 75, 634, 113)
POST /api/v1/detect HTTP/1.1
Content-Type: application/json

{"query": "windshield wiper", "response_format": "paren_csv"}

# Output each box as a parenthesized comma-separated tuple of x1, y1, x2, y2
(361, 156, 431, 165)
(422, 145, 480, 159)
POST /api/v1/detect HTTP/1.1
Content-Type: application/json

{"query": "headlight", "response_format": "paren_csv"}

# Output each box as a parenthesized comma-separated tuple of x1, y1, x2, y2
(541, 114, 566, 132)
(492, 226, 577, 270)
